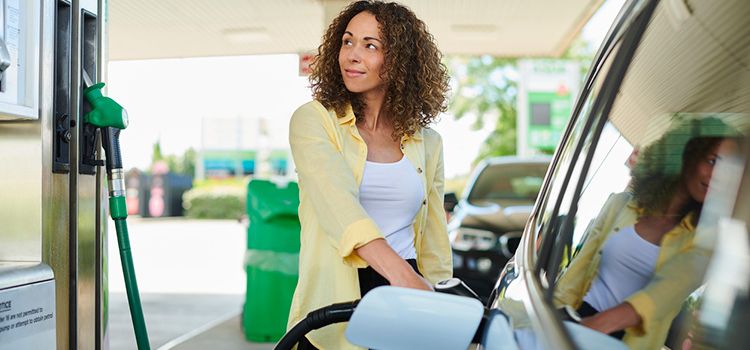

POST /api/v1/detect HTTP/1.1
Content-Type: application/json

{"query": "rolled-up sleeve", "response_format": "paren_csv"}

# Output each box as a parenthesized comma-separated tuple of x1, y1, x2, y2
(417, 131, 453, 284)
(289, 102, 382, 267)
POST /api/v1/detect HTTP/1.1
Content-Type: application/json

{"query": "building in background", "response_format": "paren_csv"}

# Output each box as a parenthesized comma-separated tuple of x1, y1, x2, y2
(195, 116, 290, 179)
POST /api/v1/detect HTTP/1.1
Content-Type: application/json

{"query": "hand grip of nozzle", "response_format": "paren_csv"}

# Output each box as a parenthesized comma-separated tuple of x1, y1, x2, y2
(101, 127, 123, 172)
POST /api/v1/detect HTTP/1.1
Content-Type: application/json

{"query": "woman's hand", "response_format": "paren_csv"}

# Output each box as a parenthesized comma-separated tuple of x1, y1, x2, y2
(356, 239, 433, 291)
(389, 269, 433, 291)
(580, 302, 641, 334)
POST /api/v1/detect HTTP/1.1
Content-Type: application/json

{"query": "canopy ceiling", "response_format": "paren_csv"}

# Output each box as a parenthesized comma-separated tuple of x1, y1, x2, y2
(108, 0, 604, 61)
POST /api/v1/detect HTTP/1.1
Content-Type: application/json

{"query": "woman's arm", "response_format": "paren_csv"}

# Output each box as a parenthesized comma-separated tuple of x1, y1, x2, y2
(290, 102, 433, 291)
(357, 239, 433, 291)
(581, 302, 641, 334)
(289, 102, 383, 267)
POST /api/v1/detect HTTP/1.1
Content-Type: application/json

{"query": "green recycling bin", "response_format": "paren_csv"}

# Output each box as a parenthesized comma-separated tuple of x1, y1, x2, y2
(242, 179, 301, 342)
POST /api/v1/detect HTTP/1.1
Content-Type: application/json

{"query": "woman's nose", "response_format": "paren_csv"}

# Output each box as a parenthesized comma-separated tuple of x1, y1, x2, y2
(346, 46, 361, 63)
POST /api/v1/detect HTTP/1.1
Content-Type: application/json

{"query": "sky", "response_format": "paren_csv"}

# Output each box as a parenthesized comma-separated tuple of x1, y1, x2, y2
(107, 0, 625, 179)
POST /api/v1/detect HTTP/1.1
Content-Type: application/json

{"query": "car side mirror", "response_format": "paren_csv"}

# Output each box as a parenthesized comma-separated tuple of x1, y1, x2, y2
(444, 192, 458, 212)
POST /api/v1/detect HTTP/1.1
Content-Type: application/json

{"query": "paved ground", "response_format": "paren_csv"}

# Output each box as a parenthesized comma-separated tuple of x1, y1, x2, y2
(108, 217, 274, 350)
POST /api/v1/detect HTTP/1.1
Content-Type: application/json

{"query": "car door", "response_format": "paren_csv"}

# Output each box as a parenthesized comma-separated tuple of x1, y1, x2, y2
(485, 1, 656, 348)
(486, 0, 749, 348)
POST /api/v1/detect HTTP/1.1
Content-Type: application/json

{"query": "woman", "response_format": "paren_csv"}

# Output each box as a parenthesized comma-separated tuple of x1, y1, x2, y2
(287, 1, 452, 349)
(554, 117, 740, 348)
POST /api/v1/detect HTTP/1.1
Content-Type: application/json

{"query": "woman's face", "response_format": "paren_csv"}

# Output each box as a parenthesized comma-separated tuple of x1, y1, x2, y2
(338, 11, 386, 97)
(684, 139, 738, 203)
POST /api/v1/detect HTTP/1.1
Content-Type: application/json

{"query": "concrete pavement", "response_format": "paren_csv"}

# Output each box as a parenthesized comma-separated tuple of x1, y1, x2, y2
(107, 217, 274, 349)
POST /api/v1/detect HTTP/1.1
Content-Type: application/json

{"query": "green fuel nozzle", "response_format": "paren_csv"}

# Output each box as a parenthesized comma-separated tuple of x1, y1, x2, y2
(83, 82, 128, 174)
(83, 82, 129, 129)
(82, 79, 151, 350)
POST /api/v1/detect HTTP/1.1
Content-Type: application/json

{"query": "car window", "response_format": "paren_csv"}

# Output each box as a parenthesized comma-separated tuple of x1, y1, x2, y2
(548, 0, 750, 349)
(531, 37, 624, 267)
(467, 162, 548, 204)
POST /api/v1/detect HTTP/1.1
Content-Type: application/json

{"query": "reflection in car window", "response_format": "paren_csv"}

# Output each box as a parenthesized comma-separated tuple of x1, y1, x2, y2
(554, 117, 743, 348)
(548, 0, 750, 349)
(468, 163, 548, 203)
(568, 122, 633, 257)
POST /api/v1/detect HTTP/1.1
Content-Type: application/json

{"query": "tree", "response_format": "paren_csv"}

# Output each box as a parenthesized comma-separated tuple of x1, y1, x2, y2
(150, 140, 196, 176)
(448, 55, 518, 162)
(177, 148, 196, 176)
(151, 139, 164, 162)
(164, 148, 196, 176)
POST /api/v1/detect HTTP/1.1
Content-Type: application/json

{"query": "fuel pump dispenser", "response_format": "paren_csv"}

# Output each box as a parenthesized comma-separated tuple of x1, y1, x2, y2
(81, 78, 151, 350)
(0, 1, 118, 348)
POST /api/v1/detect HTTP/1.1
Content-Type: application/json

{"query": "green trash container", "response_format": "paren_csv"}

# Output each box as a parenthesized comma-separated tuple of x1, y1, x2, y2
(242, 179, 301, 342)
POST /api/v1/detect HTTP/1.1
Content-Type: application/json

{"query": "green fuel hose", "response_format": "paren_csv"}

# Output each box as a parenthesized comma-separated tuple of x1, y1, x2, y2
(112, 199, 150, 350)
(83, 80, 151, 350)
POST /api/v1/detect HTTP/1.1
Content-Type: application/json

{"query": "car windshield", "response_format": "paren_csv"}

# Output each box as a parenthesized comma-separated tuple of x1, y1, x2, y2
(468, 162, 548, 203)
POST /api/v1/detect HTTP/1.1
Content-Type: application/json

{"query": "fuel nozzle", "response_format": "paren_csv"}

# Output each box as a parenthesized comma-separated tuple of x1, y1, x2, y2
(83, 82, 128, 129)
(83, 81, 128, 171)
(434, 278, 481, 300)
(82, 79, 129, 218)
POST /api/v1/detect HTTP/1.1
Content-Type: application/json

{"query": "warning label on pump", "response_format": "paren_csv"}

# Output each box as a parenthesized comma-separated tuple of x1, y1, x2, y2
(0, 306, 53, 333)
(0, 279, 56, 349)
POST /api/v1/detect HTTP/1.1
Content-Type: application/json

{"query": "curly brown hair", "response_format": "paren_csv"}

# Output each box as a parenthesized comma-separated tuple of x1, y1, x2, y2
(309, 0, 449, 140)
(630, 117, 740, 221)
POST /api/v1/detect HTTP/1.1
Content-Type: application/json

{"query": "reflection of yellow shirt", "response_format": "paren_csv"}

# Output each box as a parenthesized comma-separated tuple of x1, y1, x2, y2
(287, 101, 452, 350)
(554, 192, 711, 349)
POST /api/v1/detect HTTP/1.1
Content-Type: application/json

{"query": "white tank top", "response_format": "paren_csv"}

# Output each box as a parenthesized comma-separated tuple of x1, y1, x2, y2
(583, 225, 660, 312)
(359, 156, 425, 259)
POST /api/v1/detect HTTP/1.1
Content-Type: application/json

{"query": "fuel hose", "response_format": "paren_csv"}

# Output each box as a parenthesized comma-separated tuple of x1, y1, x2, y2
(83, 79, 151, 350)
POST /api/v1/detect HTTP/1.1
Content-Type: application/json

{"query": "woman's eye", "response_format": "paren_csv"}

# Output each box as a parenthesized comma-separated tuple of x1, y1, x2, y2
(366, 43, 377, 49)
(707, 158, 717, 165)
(343, 39, 352, 46)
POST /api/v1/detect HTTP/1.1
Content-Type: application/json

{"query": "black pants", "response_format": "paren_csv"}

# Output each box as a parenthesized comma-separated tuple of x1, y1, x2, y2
(298, 259, 421, 350)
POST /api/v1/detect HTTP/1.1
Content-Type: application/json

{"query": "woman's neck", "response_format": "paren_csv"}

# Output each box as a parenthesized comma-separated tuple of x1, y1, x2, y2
(663, 183, 691, 218)
(359, 90, 388, 132)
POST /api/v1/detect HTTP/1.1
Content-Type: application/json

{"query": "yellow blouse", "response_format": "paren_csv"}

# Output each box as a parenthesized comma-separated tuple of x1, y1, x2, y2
(287, 101, 453, 350)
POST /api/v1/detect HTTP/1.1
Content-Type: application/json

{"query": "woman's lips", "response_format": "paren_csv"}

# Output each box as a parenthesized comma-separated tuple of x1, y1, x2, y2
(344, 69, 364, 78)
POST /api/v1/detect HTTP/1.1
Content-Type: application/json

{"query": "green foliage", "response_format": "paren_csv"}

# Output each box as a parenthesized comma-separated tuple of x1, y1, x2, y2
(152, 140, 164, 162)
(165, 147, 196, 176)
(150, 140, 196, 176)
(183, 185, 246, 219)
(448, 55, 518, 162)
(561, 37, 597, 77)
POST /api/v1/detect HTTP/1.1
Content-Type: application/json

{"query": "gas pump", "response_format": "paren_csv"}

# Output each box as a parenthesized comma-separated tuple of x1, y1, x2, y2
(0, 0, 111, 349)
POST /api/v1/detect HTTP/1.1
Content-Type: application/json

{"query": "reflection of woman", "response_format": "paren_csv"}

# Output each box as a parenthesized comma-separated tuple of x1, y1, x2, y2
(287, 1, 452, 349)
(554, 117, 739, 348)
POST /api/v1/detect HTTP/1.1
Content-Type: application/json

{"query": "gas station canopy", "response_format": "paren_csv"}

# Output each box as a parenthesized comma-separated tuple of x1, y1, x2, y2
(109, 0, 605, 61)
